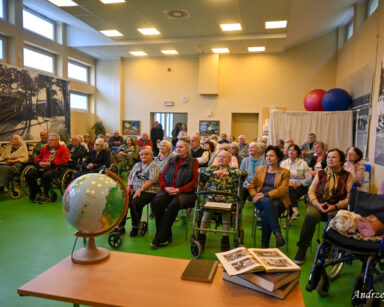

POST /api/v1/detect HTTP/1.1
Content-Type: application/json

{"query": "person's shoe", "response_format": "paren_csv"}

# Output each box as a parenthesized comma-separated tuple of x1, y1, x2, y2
(130, 228, 139, 237)
(294, 247, 307, 265)
(151, 239, 160, 249)
(292, 211, 300, 220)
(0, 186, 7, 193)
(275, 231, 285, 248)
(39, 195, 50, 204)
(261, 242, 270, 248)
(221, 236, 230, 252)
(159, 240, 170, 247)
(197, 233, 206, 250)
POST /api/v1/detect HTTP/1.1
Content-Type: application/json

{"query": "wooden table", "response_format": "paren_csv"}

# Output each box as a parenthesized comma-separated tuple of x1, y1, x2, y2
(18, 251, 305, 307)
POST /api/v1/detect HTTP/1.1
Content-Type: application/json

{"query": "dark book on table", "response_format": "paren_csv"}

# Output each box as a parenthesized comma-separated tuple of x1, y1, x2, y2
(240, 271, 300, 292)
(223, 272, 299, 300)
(181, 259, 218, 283)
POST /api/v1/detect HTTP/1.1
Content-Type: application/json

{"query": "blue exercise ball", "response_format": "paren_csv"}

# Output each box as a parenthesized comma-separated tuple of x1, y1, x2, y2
(322, 88, 352, 111)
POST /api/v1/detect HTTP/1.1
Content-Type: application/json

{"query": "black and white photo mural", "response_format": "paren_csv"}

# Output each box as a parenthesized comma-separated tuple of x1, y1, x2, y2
(0, 63, 70, 141)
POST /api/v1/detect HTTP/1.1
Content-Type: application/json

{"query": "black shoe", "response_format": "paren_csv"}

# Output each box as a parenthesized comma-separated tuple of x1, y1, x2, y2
(117, 227, 126, 234)
(261, 242, 269, 248)
(151, 239, 160, 249)
(130, 228, 139, 237)
(221, 236, 230, 252)
(39, 195, 50, 204)
(275, 231, 285, 248)
(294, 247, 307, 265)
(197, 233, 206, 250)
(0, 186, 5, 193)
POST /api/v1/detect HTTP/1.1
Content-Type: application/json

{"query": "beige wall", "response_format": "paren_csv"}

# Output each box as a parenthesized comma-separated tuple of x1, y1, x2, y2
(336, 4, 384, 192)
(95, 31, 337, 139)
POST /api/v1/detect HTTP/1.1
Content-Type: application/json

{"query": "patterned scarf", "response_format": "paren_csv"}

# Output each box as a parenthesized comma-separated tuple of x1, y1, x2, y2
(323, 166, 343, 201)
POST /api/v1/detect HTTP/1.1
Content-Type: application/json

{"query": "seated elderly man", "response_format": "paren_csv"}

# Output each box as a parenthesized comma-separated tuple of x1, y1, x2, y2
(212, 143, 239, 168)
(77, 138, 110, 176)
(190, 134, 209, 167)
(32, 131, 48, 160)
(108, 130, 124, 149)
(0, 135, 29, 193)
(137, 132, 153, 150)
(26, 134, 70, 204)
(238, 135, 249, 159)
(197, 150, 247, 252)
(67, 135, 87, 167)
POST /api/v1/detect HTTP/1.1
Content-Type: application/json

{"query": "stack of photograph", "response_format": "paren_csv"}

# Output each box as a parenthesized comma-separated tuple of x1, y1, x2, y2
(216, 247, 301, 300)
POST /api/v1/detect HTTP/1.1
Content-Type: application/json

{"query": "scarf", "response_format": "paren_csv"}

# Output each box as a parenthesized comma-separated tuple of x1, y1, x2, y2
(322, 166, 343, 201)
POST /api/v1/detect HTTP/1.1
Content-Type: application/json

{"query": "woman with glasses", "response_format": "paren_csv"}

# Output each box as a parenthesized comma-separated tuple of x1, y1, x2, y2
(344, 146, 365, 190)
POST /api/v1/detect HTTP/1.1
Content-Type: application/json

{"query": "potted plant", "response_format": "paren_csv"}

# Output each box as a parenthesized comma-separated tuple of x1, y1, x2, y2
(91, 121, 106, 138)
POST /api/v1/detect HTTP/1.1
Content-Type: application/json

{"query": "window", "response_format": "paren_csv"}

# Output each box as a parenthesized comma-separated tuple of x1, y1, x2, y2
(368, 0, 378, 17)
(0, 0, 4, 19)
(23, 47, 54, 73)
(347, 21, 354, 40)
(68, 61, 89, 83)
(70, 92, 88, 110)
(0, 39, 3, 60)
(23, 8, 55, 40)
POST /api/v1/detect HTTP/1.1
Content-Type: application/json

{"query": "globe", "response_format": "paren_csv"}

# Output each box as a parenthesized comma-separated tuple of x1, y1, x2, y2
(62, 171, 128, 264)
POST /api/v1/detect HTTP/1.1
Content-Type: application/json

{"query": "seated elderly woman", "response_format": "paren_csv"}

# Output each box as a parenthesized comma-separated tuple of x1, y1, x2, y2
(197, 150, 247, 252)
(110, 136, 139, 169)
(344, 146, 365, 190)
(280, 144, 312, 219)
(203, 140, 216, 166)
(308, 141, 327, 176)
(249, 146, 290, 248)
(154, 140, 174, 173)
(0, 135, 29, 193)
(294, 148, 353, 264)
(230, 142, 242, 166)
(240, 142, 267, 203)
(151, 139, 199, 248)
(76, 138, 110, 176)
(116, 146, 160, 236)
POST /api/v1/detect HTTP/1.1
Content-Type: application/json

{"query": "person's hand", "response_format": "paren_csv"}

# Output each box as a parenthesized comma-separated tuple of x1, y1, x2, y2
(165, 187, 179, 195)
(323, 203, 337, 213)
(213, 170, 228, 178)
(86, 163, 94, 170)
(133, 189, 142, 199)
(289, 181, 301, 188)
(82, 158, 86, 162)
(6, 159, 16, 164)
(39, 161, 50, 168)
(310, 169, 318, 177)
(318, 202, 334, 213)
(127, 186, 133, 195)
(252, 193, 264, 204)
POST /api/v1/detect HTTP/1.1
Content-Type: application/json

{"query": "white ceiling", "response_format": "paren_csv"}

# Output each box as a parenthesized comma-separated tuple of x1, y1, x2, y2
(25, 0, 357, 60)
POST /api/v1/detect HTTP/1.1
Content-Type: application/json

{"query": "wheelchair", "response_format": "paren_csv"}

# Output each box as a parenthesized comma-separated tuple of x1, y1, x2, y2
(306, 186, 384, 306)
(189, 173, 245, 258)
(0, 162, 34, 199)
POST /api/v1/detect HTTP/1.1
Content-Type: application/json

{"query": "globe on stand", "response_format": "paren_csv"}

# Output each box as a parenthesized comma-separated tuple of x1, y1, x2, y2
(62, 170, 128, 264)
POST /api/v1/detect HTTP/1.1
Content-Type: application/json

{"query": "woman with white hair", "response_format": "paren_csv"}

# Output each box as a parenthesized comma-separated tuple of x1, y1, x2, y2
(0, 135, 29, 192)
(154, 140, 174, 173)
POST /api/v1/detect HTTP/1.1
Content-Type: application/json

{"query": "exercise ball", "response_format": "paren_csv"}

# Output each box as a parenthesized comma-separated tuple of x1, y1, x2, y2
(304, 89, 326, 111)
(322, 88, 352, 111)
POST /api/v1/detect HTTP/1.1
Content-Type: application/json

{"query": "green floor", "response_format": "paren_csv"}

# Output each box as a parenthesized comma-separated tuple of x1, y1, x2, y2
(0, 191, 375, 306)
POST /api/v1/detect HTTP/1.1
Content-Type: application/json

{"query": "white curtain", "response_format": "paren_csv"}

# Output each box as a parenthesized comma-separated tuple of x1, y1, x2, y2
(269, 110, 353, 151)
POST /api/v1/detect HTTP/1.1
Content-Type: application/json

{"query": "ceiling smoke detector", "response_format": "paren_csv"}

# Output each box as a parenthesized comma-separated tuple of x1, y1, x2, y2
(164, 9, 191, 20)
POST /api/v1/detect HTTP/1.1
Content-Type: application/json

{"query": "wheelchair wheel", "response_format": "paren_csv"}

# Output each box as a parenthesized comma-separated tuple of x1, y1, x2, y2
(325, 248, 344, 280)
(139, 221, 148, 236)
(19, 165, 34, 194)
(108, 233, 122, 249)
(190, 240, 202, 258)
(316, 272, 330, 297)
(352, 273, 365, 306)
(366, 297, 382, 307)
(60, 169, 76, 194)
(306, 264, 323, 292)
(10, 188, 21, 199)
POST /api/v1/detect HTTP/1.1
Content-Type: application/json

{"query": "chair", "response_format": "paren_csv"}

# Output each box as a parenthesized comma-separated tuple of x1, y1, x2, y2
(361, 163, 372, 192)
(252, 208, 290, 253)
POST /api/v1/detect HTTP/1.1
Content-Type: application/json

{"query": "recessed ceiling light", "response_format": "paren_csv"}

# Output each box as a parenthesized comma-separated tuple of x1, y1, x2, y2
(137, 28, 160, 35)
(212, 48, 229, 54)
(130, 51, 148, 56)
(220, 23, 242, 31)
(100, 30, 123, 37)
(161, 50, 179, 55)
(48, 0, 78, 6)
(265, 20, 287, 29)
(248, 46, 266, 52)
(100, 0, 126, 3)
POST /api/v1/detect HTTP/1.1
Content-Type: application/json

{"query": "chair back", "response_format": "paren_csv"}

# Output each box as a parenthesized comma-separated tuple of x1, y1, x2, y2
(348, 187, 384, 223)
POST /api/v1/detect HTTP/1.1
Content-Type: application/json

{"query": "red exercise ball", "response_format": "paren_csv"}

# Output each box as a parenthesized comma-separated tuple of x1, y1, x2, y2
(304, 89, 326, 111)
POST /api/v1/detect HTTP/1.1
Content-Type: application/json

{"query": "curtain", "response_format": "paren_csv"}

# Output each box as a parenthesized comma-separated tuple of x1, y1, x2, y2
(269, 110, 353, 151)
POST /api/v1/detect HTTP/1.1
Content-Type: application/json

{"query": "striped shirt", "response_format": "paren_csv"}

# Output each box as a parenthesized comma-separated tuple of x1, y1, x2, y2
(280, 158, 312, 187)
(128, 160, 160, 194)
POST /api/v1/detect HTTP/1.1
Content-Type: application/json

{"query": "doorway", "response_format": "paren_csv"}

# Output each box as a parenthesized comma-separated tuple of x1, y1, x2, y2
(150, 112, 188, 140)
(231, 113, 259, 142)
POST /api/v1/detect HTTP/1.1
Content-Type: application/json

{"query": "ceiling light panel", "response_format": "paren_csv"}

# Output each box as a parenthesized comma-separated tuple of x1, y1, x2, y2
(248, 46, 265, 52)
(265, 20, 287, 29)
(130, 51, 148, 56)
(137, 28, 160, 35)
(161, 50, 179, 55)
(100, 0, 126, 3)
(220, 23, 242, 31)
(100, 30, 123, 37)
(48, 0, 78, 6)
(212, 48, 229, 54)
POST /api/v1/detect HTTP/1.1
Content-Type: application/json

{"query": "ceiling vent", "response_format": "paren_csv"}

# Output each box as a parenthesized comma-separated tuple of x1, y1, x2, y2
(164, 9, 191, 20)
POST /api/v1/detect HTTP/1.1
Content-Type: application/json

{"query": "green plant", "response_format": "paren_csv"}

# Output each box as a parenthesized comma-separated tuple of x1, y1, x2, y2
(91, 121, 106, 137)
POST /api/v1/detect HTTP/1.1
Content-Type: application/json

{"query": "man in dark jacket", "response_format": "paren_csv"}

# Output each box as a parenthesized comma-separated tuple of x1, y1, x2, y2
(150, 121, 164, 155)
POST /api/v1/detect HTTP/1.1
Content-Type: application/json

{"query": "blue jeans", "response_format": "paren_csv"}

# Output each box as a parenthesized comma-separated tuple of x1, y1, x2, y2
(255, 198, 285, 245)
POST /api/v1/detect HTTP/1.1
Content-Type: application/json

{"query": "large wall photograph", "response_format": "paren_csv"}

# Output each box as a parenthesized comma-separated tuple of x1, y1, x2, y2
(0, 64, 70, 141)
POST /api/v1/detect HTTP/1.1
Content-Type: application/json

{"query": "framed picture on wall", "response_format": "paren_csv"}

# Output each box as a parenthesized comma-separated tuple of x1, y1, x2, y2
(199, 120, 220, 136)
(122, 120, 141, 136)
